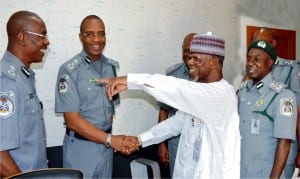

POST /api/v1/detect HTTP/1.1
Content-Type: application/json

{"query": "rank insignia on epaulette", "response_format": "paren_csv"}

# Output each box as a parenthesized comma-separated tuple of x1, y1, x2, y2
(269, 81, 286, 93)
(280, 98, 294, 116)
(0, 91, 15, 118)
(239, 80, 248, 89)
(58, 75, 70, 93)
(166, 63, 182, 74)
(107, 58, 119, 69)
(67, 59, 79, 70)
(8, 65, 16, 77)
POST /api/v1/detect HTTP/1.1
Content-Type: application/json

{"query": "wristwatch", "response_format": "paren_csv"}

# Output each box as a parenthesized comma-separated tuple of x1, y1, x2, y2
(105, 133, 112, 148)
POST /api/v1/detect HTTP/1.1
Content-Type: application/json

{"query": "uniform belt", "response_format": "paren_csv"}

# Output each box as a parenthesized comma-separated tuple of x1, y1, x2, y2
(66, 127, 112, 141)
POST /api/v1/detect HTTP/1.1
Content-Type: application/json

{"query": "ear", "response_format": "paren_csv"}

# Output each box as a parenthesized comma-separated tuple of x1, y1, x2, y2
(17, 31, 26, 45)
(79, 33, 84, 42)
(267, 58, 274, 69)
(210, 56, 218, 68)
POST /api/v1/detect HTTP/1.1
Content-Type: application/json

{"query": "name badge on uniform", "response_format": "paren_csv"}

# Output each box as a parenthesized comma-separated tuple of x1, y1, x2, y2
(251, 118, 260, 134)
(193, 137, 201, 161)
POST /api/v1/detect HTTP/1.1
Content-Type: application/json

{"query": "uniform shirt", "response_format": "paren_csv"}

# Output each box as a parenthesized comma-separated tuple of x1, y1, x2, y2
(271, 57, 300, 168)
(127, 73, 241, 179)
(0, 51, 47, 172)
(55, 51, 119, 131)
(272, 57, 300, 105)
(55, 51, 119, 178)
(238, 73, 297, 178)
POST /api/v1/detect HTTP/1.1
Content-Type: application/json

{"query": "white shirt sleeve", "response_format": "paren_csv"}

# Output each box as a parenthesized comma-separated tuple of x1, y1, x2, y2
(127, 73, 234, 127)
(139, 111, 186, 147)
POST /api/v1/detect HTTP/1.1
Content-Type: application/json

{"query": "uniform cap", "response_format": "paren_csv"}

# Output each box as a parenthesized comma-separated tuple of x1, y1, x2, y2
(248, 40, 277, 60)
(190, 33, 225, 57)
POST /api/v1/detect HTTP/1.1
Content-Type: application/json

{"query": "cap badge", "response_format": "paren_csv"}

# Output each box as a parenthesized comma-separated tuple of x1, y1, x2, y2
(257, 41, 266, 48)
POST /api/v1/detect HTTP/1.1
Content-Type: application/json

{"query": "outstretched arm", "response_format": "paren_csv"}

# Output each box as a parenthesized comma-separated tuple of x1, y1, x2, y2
(96, 76, 128, 100)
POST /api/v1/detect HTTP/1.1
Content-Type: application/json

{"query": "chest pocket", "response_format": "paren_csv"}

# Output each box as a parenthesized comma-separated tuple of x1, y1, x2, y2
(77, 76, 112, 107)
(253, 93, 278, 122)
(24, 93, 43, 114)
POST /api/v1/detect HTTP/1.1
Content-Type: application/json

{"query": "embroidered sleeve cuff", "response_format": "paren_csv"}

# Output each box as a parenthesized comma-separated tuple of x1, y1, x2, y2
(138, 131, 154, 147)
(127, 73, 149, 90)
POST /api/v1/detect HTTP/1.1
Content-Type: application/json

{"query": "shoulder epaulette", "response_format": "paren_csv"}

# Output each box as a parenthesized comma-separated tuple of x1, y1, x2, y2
(268, 80, 287, 93)
(62, 55, 83, 73)
(107, 58, 119, 69)
(239, 80, 249, 90)
(166, 63, 183, 75)
(275, 57, 295, 67)
(1, 64, 17, 81)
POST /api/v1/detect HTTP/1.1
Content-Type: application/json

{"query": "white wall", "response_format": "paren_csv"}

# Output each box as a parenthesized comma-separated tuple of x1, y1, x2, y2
(1, 0, 299, 146)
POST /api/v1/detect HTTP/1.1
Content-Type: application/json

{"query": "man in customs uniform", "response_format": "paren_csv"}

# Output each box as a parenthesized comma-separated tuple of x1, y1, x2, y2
(157, 33, 195, 175)
(0, 11, 49, 177)
(238, 40, 297, 178)
(55, 15, 125, 178)
(251, 27, 300, 178)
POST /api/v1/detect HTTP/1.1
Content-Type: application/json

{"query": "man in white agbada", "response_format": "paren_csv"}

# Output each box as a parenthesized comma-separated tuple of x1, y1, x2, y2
(99, 33, 241, 179)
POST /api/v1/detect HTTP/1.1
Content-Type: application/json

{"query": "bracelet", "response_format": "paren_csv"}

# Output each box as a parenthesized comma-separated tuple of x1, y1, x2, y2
(137, 136, 142, 146)
(105, 133, 112, 148)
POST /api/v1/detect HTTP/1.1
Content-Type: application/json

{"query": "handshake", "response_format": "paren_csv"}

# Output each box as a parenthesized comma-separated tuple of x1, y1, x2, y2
(110, 135, 141, 155)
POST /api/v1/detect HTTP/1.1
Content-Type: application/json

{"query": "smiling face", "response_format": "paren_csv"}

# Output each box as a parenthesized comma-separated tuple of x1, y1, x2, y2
(246, 48, 274, 84)
(22, 17, 49, 64)
(187, 53, 216, 82)
(79, 17, 106, 60)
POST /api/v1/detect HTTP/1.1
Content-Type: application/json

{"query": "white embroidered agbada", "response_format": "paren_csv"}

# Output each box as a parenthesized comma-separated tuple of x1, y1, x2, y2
(127, 73, 240, 179)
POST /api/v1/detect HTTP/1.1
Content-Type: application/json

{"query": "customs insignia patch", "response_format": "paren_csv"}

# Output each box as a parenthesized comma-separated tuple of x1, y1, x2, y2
(0, 91, 15, 118)
(58, 75, 70, 93)
(280, 98, 294, 116)
(256, 99, 264, 106)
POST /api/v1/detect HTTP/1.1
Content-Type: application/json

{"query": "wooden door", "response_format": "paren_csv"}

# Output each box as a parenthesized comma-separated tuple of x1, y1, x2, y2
(246, 26, 296, 60)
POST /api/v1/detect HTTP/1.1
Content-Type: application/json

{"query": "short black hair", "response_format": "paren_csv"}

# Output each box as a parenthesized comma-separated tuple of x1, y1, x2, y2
(80, 15, 103, 32)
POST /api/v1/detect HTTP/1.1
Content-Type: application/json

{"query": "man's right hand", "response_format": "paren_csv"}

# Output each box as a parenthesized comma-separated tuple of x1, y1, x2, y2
(158, 142, 169, 166)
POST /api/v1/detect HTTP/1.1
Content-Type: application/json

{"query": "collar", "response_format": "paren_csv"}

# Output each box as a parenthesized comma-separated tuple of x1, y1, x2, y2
(3, 51, 33, 78)
(254, 73, 273, 94)
(84, 56, 91, 64)
(80, 50, 104, 64)
(183, 63, 190, 75)
(21, 66, 30, 78)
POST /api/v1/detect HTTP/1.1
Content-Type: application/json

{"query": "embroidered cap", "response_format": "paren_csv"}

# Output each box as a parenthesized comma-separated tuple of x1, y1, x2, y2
(248, 40, 277, 60)
(190, 33, 225, 57)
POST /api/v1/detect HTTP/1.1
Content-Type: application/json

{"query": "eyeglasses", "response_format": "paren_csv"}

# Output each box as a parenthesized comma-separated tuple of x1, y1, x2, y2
(81, 31, 105, 39)
(24, 30, 48, 40)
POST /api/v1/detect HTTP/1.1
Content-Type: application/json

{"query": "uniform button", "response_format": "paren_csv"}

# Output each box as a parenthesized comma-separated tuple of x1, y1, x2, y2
(243, 119, 246, 123)
(88, 88, 91, 90)
(258, 168, 262, 172)
(32, 109, 35, 112)
(247, 101, 251, 105)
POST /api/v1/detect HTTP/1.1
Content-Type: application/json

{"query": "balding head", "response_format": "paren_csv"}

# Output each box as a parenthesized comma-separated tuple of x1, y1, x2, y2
(182, 33, 196, 64)
(183, 33, 196, 47)
(252, 27, 277, 47)
(7, 11, 43, 38)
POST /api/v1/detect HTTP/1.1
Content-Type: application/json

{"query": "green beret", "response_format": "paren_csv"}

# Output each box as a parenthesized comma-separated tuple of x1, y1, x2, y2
(248, 40, 277, 60)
